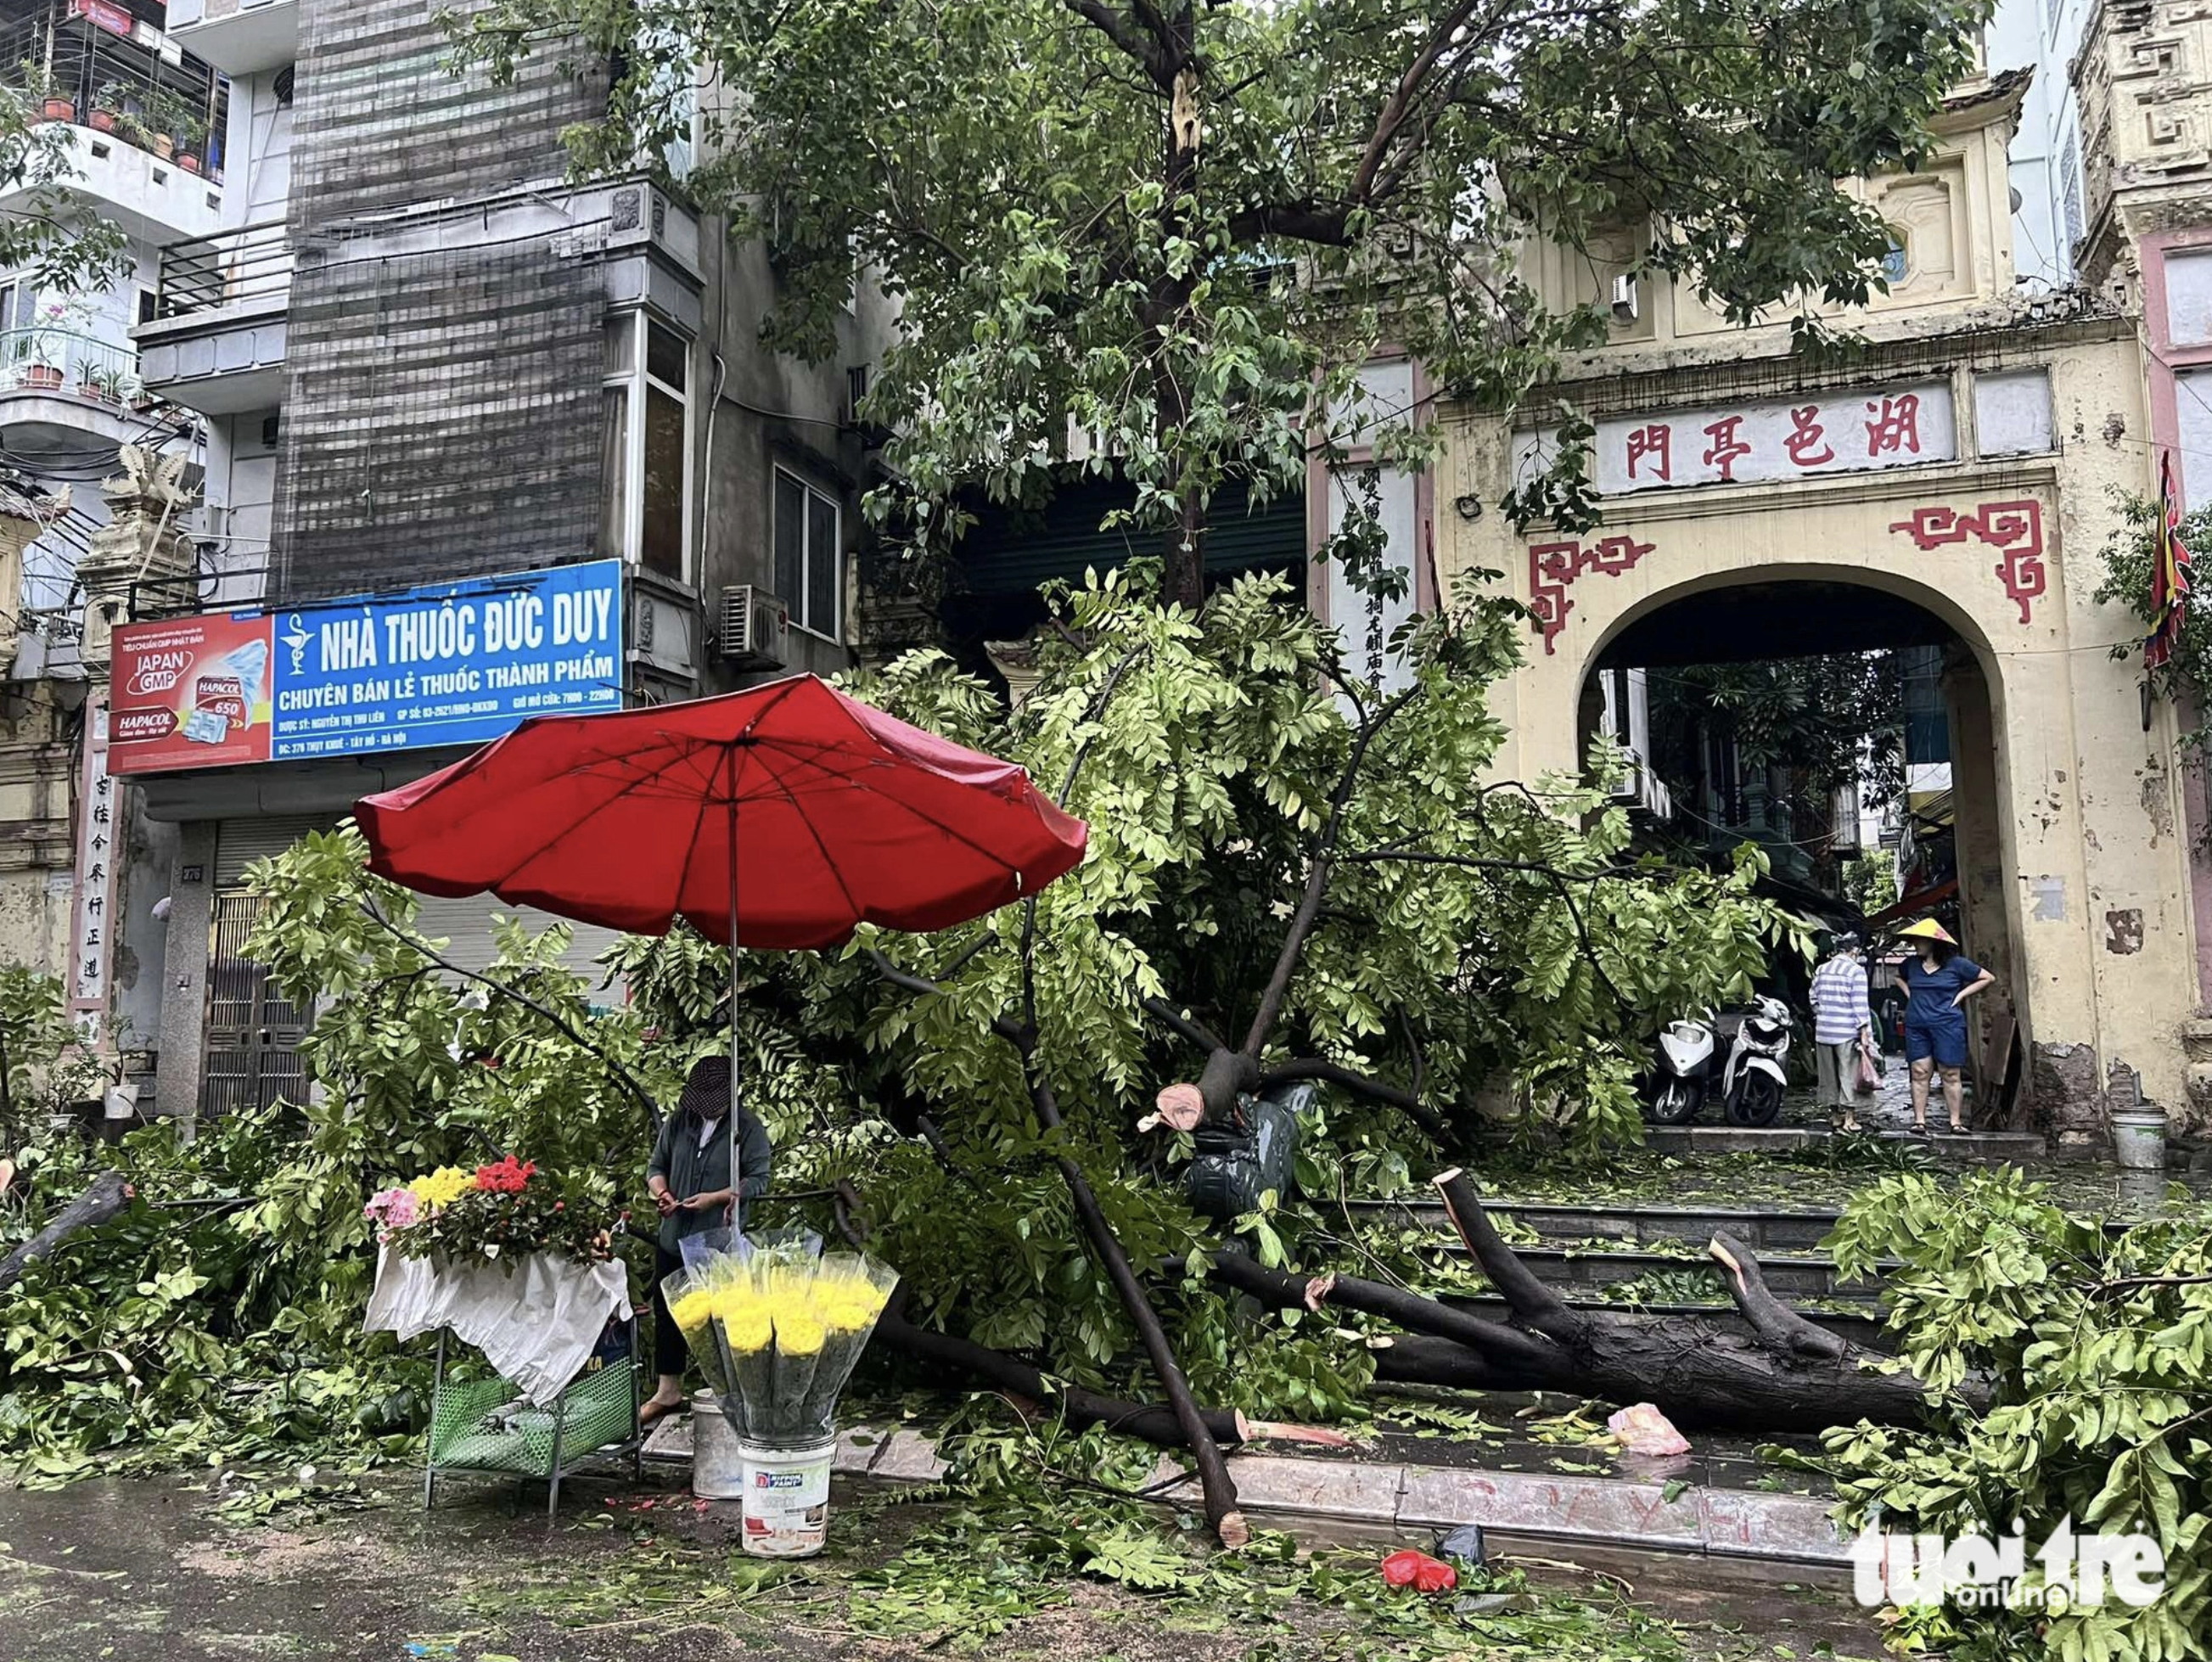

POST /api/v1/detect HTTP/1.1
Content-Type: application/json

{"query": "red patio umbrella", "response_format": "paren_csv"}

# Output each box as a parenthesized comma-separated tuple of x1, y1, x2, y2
(354, 674, 1088, 1108)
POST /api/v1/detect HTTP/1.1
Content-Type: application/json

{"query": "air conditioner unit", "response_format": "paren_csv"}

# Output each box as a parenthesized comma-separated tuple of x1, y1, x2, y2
(717, 586, 789, 669)
(1610, 273, 1639, 323)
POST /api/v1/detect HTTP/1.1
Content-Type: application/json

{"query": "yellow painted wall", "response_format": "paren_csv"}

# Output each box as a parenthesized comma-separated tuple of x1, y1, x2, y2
(1439, 326, 2202, 1126)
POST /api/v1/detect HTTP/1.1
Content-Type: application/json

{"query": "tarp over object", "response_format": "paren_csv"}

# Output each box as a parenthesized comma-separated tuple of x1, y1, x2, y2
(365, 1250, 632, 1407)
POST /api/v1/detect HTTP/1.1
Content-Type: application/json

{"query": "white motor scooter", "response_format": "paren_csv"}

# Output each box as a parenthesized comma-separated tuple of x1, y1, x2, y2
(1718, 995, 1792, 1127)
(1643, 1016, 1718, 1125)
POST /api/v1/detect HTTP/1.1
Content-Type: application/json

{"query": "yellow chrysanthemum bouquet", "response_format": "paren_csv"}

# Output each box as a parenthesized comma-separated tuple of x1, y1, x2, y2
(660, 1234, 897, 1442)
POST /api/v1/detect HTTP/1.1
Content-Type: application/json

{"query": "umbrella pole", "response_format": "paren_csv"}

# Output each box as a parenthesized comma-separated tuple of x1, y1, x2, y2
(738, 744, 756, 1124)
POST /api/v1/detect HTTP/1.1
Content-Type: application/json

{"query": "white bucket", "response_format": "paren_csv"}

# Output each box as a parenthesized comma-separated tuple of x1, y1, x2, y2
(738, 1437, 834, 1558)
(2111, 1107, 2168, 1172)
(690, 1395, 746, 1501)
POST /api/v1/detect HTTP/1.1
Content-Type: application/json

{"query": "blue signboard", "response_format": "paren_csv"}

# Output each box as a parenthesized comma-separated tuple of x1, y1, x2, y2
(267, 560, 626, 762)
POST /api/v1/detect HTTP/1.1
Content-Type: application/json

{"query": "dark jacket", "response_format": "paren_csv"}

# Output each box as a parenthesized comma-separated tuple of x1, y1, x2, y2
(647, 1106, 772, 1253)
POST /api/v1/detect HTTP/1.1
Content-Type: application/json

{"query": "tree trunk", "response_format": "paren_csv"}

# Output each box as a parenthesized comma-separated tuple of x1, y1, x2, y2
(1196, 1171, 1967, 1435)
(0, 1170, 130, 1294)
(1156, 13, 1206, 612)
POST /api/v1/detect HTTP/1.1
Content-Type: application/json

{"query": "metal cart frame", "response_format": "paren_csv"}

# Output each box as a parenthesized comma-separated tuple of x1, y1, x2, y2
(421, 1314, 643, 1519)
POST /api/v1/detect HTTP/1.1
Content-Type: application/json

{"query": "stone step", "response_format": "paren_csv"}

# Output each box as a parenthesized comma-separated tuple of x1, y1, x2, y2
(642, 1414, 1850, 1575)
(1643, 1125, 2046, 1159)
(1344, 1196, 1845, 1252)
(1333, 1199, 1889, 1297)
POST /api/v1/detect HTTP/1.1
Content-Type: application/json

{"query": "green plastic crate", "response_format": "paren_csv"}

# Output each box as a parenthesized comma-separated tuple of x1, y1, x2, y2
(423, 1321, 639, 1513)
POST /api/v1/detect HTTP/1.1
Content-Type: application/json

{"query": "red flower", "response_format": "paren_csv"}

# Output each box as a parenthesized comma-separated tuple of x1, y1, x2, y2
(474, 1155, 538, 1194)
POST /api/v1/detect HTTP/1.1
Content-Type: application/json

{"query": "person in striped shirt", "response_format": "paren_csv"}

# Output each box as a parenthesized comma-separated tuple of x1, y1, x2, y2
(1808, 933, 1872, 1133)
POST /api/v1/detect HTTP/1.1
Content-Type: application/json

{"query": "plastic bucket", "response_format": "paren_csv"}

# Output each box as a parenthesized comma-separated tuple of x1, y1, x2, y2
(2110, 1107, 2167, 1172)
(737, 1437, 834, 1558)
(690, 1394, 745, 1501)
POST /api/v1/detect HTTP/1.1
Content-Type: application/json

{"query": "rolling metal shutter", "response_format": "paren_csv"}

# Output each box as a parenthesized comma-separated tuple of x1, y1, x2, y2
(214, 816, 334, 887)
(213, 818, 624, 997)
(409, 894, 628, 998)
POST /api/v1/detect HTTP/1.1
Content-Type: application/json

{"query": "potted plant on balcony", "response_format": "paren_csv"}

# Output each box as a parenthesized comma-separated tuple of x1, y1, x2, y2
(173, 111, 206, 175)
(89, 82, 122, 134)
(145, 89, 181, 160)
(17, 59, 74, 125)
(26, 296, 93, 392)
(74, 358, 124, 405)
(115, 107, 157, 154)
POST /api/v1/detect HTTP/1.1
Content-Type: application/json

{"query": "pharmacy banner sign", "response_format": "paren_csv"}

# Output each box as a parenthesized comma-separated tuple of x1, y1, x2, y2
(109, 560, 624, 775)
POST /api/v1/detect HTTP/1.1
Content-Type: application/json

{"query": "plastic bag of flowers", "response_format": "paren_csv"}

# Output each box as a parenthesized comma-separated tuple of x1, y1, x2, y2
(717, 1257, 781, 1437)
(795, 1254, 900, 1430)
(660, 1263, 733, 1399)
(761, 1258, 829, 1439)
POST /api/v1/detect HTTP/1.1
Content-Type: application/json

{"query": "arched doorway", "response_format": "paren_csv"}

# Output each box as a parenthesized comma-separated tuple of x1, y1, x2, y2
(1575, 572, 2021, 1119)
(1466, 466, 2204, 1143)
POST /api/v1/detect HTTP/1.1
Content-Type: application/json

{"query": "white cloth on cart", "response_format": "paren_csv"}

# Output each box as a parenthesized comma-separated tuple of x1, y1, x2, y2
(364, 1249, 633, 1407)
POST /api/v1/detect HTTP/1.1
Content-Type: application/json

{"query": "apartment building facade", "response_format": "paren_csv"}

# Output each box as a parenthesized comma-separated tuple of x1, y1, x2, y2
(31, 0, 895, 1120)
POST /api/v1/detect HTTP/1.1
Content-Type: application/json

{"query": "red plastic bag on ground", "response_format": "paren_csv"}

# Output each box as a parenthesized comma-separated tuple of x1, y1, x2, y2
(1381, 1549, 1458, 1594)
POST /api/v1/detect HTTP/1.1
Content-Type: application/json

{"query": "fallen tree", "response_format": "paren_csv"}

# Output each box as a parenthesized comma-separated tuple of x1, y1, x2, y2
(0, 1170, 130, 1296)
(0, 576, 1853, 1505)
(854, 1163, 1954, 1448)
(1206, 1171, 1959, 1431)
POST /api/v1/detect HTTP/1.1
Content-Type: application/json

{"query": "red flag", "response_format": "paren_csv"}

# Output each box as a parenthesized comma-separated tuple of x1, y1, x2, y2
(2148, 452, 2193, 671)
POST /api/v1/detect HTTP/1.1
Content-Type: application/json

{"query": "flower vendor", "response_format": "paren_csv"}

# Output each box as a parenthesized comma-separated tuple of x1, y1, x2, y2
(642, 1055, 772, 1426)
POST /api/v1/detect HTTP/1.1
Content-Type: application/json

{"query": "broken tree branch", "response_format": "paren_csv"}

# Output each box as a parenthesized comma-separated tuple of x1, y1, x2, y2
(1239, 686, 1422, 1063)
(1204, 1252, 1567, 1380)
(1019, 1056, 1248, 1544)
(1431, 1166, 1585, 1342)
(1255, 1058, 1447, 1140)
(1710, 1232, 1847, 1361)
(0, 1170, 130, 1294)
(1141, 997, 1227, 1055)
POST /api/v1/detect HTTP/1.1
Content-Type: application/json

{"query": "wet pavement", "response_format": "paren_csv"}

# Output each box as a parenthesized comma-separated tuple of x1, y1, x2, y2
(0, 1469, 1889, 1660)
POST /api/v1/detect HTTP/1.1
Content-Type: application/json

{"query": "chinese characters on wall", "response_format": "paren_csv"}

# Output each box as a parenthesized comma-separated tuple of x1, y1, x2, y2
(1528, 534, 1656, 654)
(1518, 383, 1959, 498)
(69, 699, 117, 1038)
(1520, 497, 2052, 654)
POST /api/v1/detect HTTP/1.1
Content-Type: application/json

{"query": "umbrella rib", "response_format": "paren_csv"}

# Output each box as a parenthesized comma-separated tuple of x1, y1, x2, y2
(744, 739, 866, 934)
(661, 739, 731, 940)
(743, 733, 1042, 879)
(468, 738, 715, 896)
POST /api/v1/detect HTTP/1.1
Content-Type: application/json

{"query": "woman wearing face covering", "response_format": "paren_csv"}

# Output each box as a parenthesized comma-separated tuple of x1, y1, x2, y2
(641, 1055, 772, 1426)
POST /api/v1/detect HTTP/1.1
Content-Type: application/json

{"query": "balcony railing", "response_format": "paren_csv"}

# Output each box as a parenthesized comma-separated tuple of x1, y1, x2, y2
(3, 15, 227, 177)
(155, 219, 293, 318)
(0, 328, 143, 403)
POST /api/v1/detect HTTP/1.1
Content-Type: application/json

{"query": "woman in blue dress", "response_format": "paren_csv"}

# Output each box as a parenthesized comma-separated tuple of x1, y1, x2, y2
(1892, 918, 1996, 1135)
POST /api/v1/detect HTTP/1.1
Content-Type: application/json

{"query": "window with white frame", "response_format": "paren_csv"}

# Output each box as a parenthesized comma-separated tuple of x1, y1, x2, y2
(773, 469, 841, 639)
(600, 312, 692, 581)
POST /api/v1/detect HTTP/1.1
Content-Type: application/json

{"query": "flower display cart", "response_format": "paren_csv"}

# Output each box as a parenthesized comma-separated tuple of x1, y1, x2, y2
(365, 1247, 640, 1517)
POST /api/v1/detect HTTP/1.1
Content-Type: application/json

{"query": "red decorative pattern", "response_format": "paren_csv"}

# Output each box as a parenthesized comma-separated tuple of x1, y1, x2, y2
(1887, 500, 2046, 625)
(1528, 533, 1654, 654)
